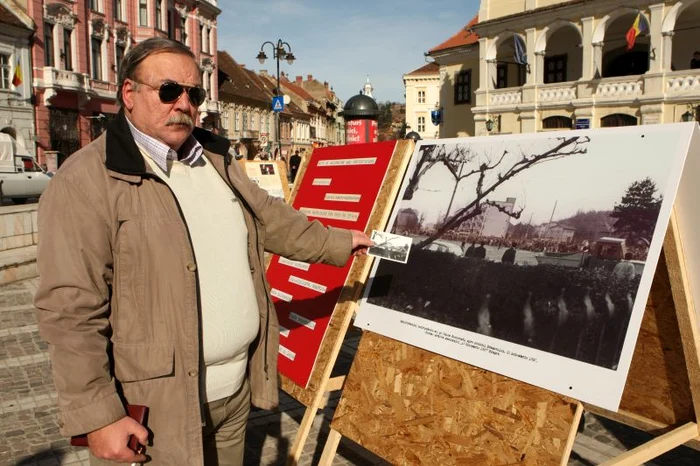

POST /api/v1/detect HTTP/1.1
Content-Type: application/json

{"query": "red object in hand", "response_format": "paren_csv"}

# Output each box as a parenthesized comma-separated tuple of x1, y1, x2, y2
(70, 405, 148, 452)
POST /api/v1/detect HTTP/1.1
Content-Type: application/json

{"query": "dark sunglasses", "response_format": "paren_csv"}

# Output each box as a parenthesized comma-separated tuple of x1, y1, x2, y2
(133, 79, 207, 107)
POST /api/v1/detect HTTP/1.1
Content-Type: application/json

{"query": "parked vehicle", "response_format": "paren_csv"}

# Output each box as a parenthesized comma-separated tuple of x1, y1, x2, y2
(425, 239, 464, 256)
(535, 237, 645, 275)
(0, 133, 51, 204)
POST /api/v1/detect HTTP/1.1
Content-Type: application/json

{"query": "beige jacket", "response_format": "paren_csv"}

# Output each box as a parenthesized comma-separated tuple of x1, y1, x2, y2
(35, 111, 351, 464)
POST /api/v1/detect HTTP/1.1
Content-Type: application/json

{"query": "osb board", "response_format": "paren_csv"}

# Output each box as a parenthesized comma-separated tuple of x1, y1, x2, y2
(332, 333, 577, 465)
(280, 140, 415, 407)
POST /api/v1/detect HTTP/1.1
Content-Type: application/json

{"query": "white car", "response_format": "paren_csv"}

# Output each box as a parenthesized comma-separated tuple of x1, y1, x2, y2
(425, 239, 464, 256)
(0, 134, 52, 204)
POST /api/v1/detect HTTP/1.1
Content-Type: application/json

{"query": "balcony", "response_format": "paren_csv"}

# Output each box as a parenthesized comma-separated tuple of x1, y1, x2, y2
(199, 99, 221, 114)
(665, 70, 700, 97)
(538, 83, 577, 105)
(489, 88, 522, 106)
(594, 76, 644, 100)
(39, 67, 90, 93)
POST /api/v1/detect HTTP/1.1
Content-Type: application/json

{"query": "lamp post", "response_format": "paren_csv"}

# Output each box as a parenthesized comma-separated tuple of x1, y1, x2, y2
(256, 39, 296, 160)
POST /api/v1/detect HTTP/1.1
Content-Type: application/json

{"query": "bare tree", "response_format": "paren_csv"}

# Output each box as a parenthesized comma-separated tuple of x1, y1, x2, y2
(414, 136, 591, 249)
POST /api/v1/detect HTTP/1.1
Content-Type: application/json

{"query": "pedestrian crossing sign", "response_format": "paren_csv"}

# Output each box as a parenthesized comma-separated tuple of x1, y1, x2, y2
(272, 96, 284, 112)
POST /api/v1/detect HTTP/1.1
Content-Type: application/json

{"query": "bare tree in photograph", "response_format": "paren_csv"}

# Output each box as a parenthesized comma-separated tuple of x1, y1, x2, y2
(413, 136, 591, 249)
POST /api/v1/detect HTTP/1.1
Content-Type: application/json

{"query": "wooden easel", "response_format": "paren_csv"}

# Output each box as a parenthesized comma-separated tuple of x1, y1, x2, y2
(320, 212, 700, 465)
(275, 141, 415, 465)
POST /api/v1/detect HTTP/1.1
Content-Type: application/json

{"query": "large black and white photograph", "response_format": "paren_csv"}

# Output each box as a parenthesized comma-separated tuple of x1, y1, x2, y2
(355, 124, 696, 410)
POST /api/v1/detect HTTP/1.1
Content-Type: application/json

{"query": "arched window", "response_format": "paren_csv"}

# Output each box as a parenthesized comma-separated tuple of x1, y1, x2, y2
(542, 116, 573, 129)
(601, 113, 637, 127)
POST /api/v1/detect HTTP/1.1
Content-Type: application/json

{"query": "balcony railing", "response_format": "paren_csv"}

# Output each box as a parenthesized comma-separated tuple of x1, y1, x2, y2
(666, 71, 700, 95)
(40, 67, 90, 93)
(539, 84, 577, 104)
(595, 77, 644, 99)
(489, 88, 522, 106)
(199, 99, 221, 114)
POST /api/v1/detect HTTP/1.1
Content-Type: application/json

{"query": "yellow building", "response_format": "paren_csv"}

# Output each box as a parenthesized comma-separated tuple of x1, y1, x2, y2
(470, 0, 700, 135)
(427, 16, 481, 138)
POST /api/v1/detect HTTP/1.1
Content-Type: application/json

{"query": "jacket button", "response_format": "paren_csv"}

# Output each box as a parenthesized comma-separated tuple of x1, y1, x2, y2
(188, 370, 198, 377)
(186, 262, 197, 272)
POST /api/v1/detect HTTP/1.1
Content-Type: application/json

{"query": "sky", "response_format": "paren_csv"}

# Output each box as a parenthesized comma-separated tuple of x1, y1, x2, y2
(401, 126, 688, 227)
(216, 0, 480, 103)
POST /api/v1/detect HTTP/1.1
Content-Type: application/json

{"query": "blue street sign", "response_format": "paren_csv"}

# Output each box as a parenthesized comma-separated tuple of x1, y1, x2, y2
(272, 96, 284, 113)
(575, 118, 590, 130)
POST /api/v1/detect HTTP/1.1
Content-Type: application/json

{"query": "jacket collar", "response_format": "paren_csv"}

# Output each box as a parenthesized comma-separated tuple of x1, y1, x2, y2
(105, 110, 231, 176)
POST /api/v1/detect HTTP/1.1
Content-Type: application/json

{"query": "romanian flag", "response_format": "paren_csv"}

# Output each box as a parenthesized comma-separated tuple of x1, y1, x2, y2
(626, 14, 648, 51)
(11, 58, 22, 87)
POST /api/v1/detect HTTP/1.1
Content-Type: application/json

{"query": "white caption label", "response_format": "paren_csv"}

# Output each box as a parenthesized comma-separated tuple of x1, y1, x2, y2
(289, 312, 317, 331)
(300, 208, 359, 222)
(289, 275, 328, 294)
(279, 345, 296, 361)
(270, 288, 293, 302)
(278, 257, 311, 271)
(318, 158, 377, 167)
(313, 178, 332, 186)
(324, 193, 362, 203)
(279, 326, 290, 338)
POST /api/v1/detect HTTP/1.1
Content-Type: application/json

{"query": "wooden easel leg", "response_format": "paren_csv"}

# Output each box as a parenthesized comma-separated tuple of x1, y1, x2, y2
(318, 428, 343, 466)
(560, 402, 584, 466)
(286, 405, 318, 466)
(599, 422, 699, 466)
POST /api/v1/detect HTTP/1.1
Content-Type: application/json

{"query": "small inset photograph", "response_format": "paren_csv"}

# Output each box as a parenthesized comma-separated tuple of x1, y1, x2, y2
(368, 230, 413, 264)
(260, 164, 275, 175)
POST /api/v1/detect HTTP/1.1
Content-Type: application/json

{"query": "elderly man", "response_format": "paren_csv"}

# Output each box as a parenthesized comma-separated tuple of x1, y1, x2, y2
(35, 38, 371, 465)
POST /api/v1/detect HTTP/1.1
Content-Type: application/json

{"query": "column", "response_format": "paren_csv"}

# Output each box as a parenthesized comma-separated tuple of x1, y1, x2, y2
(592, 42, 604, 79)
(581, 17, 595, 79)
(661, 31, 674, 72)
(648, 4, 665, 74)
(525, 28, 537, 86)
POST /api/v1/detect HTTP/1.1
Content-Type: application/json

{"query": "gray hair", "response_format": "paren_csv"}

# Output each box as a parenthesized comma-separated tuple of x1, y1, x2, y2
(117, 37, 196, 106)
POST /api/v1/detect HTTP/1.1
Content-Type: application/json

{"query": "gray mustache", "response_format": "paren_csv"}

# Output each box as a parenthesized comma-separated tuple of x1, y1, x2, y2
(166, 115, 194, 127)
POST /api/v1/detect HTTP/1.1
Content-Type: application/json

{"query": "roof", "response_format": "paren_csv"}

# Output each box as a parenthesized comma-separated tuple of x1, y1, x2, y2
(405, 62, 439, 76)
(429, 15, 479, 54)
(217, 51, 272, 106)
(0, 3, 32, 30)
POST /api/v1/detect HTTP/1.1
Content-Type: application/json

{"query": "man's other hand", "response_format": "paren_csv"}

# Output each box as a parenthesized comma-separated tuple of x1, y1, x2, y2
(350, 230, 373, 256)
(87, 416, 149, 463)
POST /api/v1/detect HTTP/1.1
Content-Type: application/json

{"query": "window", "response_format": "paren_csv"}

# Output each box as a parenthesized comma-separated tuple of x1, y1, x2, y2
(417, 116, 425, 132)
(266, 115, 270, 134)
(496, 64, 508, 89)
(62, 29, 72, 71)
(454, 69, 471, 104)
(90, 0, 99, 12)
(242, 112, 248, 131)
(544, 54, 567, 84)
(0, 54, 10, 89)
(115, 43, 125, 74)
(542, 116, 573, 130)
(91, 37, 102, 80)
(139, 0, 148, 26)
(199, 24, 204, 53)
(180, 16, 187, 44)
(234, 111, 240, 131)
(44, 23, 54, 67)
(167, 9, 175, 38)
(155, 0, 162, 29)
(418, 90, 425, 104)
(114, 0, 122, 20)
(251, 113, 257, 130)
(601, 114, 638, 127)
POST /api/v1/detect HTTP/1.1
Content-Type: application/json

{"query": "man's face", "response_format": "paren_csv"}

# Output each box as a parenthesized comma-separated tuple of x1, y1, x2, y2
(122, 52, 201, 151)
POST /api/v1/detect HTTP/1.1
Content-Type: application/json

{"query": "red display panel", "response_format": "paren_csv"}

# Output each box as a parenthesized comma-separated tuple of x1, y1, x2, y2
(345, 119, 378, 144)
(266, 141, 397, 388)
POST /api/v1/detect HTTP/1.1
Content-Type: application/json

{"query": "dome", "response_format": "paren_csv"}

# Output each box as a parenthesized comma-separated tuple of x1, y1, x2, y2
(342, 93, 379, 120)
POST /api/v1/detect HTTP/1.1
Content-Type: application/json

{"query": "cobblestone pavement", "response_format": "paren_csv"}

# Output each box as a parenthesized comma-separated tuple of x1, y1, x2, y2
(3, 278, 700, 466)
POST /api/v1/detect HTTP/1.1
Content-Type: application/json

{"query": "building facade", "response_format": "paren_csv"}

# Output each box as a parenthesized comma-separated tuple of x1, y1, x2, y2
(427, 16, 480, 138)
(471, 0, 700, 135)
(27, 0, 221, 165)
(0, 1, 35, 157)
(403, 62, 441, 139)
(458, 197, 516, 238)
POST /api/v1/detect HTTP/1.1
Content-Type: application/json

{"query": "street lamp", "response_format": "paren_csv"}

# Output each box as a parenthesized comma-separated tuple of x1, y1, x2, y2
(257, 39, 295, 160)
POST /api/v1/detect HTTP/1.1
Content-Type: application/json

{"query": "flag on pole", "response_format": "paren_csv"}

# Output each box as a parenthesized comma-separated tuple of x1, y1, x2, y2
(11, 58, 22, 87)
(625, 13, 648, 51)
(513, 35, 527, 66)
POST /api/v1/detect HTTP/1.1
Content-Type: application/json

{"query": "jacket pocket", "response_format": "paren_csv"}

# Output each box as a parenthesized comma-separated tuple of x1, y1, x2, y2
(113, 343, 174, 382)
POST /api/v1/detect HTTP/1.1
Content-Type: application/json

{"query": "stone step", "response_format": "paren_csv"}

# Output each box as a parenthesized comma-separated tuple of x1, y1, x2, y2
(0, 245, 37, 285)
